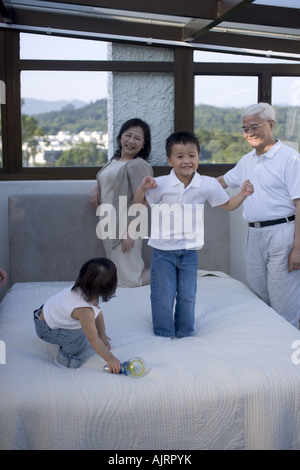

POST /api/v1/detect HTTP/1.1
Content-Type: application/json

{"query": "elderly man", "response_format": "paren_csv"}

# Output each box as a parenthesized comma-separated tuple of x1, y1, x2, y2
(218, 102, 300, 328)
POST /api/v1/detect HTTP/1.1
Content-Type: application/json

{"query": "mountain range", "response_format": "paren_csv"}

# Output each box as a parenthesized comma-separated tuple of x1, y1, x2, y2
(21, 98, 300, 150)
(22, 98, 88, 115)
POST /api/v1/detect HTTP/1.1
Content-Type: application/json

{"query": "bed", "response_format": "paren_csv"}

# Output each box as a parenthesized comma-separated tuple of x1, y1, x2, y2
(1, 194, 300, 450)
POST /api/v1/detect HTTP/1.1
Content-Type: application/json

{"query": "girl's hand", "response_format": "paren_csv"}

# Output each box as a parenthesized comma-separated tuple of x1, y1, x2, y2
(107, 356, 121, 374)
(241, 180, 254, 197)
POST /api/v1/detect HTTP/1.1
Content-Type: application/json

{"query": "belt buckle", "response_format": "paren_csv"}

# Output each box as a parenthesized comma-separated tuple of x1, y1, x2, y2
(254, 222, 261, 228)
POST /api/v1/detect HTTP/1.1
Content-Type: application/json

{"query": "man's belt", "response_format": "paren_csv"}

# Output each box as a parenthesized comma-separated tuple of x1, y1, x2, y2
(248, 215, 295, 228)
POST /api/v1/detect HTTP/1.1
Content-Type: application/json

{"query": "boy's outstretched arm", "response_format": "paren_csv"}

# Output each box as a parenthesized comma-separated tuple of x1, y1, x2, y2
(219, 180, 254, 211)
(134, 175, 158, 206)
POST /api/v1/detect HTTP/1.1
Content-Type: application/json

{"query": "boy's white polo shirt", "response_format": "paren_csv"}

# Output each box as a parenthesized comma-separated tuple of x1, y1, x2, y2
(145, 168, 229, 250)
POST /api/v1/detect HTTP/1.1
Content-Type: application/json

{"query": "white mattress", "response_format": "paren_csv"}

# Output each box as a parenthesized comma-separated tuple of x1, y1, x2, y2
(1, 271, 300, 450)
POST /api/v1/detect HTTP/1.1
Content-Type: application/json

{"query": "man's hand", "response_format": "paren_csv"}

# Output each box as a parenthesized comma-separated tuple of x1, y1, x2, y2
(288, 248, 300, 272)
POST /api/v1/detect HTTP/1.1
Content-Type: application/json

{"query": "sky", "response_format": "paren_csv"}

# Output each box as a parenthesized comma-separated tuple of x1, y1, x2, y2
(20, 33, 300, 108)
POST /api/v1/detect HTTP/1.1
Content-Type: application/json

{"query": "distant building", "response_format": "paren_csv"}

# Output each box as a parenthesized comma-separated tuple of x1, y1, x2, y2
(23, 131, 108, 166)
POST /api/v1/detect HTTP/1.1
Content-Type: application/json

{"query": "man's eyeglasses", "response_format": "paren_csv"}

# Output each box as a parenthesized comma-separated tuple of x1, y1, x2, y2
(241, 121, 268, 134)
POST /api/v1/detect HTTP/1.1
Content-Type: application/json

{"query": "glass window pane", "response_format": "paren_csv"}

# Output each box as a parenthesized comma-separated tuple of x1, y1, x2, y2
(272, 76, 300, 152)
(194, 76, 258, 163)
(0, 112, 2, 169)
(20, 33, 108, 60)
(0, 79, 4, 168)
(21, 71, 108, 167)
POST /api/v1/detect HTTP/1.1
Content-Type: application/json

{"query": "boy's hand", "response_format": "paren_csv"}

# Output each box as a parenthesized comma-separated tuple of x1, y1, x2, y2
(141, 175, 158, 192)
(134, 176, 157, 206)
(241, 180, 254, 197)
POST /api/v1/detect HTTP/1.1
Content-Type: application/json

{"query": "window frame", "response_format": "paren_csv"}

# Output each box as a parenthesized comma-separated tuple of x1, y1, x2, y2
(1, 29, 300, 180)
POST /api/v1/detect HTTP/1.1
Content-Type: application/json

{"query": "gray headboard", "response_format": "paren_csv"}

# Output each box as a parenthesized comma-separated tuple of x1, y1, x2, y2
(8, 194, 229, 284)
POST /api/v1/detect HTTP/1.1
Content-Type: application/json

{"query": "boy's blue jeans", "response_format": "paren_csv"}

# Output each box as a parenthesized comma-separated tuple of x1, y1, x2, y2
(33, 308, 89, 368)
(150, 248, 198, 338)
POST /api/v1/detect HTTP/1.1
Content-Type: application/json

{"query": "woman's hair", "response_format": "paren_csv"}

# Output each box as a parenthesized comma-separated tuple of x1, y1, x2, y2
(242, 102, 276, 121)
(72, 258, 117, 302)
(113, 118, 152, 161)
(165, 130, 200, 158)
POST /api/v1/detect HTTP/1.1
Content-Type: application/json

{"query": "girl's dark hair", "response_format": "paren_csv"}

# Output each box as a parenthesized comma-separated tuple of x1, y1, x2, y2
(113, 118, 152, 161)
(72, 258, 117, 302)
(165, 130, 200, 158)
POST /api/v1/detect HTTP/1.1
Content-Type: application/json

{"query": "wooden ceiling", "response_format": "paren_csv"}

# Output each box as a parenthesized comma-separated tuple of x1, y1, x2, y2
(0, 1, 300, 59)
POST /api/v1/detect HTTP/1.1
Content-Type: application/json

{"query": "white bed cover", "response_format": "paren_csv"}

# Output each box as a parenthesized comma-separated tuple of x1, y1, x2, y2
(1, 271, 300, 450)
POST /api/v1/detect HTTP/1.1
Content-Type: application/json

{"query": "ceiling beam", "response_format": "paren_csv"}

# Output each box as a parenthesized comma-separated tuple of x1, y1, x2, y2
(0, 0, 298, 56)
(7, 0, 300, 30)
(0, 0, 13, 23)
(227, 4, 300, 30)
(41, 0, 227, 20)
(9, 8, 184, 42)
(195, 30, 300, 58)
(182, 0, 255, 42)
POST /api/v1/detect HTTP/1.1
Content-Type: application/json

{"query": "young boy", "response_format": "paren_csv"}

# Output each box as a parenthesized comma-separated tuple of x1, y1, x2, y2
(134, 130, 253, 338)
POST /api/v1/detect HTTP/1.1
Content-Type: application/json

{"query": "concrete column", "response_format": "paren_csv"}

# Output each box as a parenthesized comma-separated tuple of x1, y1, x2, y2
(107, 43, 174, 165)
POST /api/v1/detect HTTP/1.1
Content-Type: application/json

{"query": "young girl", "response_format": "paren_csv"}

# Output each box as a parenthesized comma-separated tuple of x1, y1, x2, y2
(33, 258, 121, 372)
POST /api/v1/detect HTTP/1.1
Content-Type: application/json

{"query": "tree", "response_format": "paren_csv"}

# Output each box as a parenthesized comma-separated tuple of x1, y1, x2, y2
(55, 142, 107, 167)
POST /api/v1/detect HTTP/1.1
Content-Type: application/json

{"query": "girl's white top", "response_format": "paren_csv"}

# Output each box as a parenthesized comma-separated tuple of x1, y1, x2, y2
(43, 285, 100, 330)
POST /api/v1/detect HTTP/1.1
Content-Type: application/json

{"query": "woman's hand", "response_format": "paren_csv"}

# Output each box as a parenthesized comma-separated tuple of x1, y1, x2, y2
(89, 185, 101, 208)
(122, 236, 135, 253)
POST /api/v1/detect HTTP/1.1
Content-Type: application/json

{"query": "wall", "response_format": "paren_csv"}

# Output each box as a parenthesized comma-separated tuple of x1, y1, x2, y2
(107, 43, 174, 165)
(0, 181, 249, 301)
(0, 180, 95, 300)
(228, 194, 249, 287)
